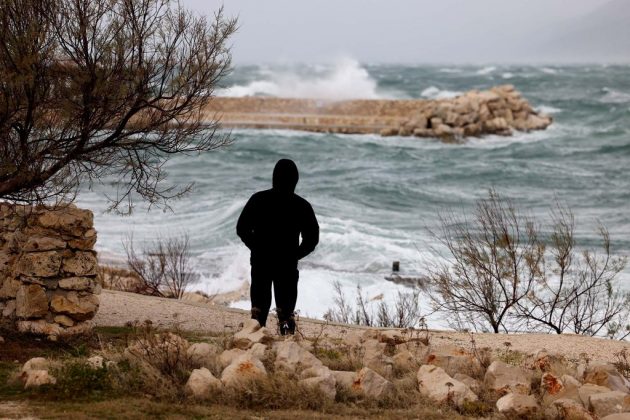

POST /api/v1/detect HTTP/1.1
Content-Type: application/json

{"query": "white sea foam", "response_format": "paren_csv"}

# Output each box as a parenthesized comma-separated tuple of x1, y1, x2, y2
(540, 67, 558, 75)
(439, 68, 462, 74)
(217, 58, 385, 100)
(600, 87, 630, 104)
(502, 72, 514, 79)
(536, 105, 562, 114)
(421, 86, 461, 100)
(476, 66, 496, 75)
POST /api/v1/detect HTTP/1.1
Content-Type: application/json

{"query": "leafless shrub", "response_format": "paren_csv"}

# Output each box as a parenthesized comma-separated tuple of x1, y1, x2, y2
(515, 204, 628, 337)
(324, 280, 423, 328)
(0, 0, 236, 213)
(123, 232, 195, 299)
(428, 190, 629, 337)
(427, 189, 544, 333)
(124, 320, 192, 385)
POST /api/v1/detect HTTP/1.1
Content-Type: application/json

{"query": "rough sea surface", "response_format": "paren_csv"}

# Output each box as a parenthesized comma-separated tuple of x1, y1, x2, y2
(77, 60, 630, 326)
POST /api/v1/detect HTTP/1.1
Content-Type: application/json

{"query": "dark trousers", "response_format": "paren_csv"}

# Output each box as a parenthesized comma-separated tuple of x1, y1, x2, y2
(250, 266, 299, 327)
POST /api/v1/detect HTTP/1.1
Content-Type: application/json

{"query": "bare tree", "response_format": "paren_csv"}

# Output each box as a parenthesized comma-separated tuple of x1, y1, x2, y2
(123, 232, 195, 299)
(516, 204, 629, 336)
(427, 189, 545, 333)
(0, 0, 236, 213)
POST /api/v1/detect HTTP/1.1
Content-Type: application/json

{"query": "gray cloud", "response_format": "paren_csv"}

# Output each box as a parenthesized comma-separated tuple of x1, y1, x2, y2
(184, 0, 627, 64)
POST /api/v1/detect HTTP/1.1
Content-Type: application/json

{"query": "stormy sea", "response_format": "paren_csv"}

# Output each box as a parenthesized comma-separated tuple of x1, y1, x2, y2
(76, 59, 630, 327)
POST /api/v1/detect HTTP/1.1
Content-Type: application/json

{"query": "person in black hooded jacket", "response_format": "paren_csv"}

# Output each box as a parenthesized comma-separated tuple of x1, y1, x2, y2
(236, 159, 319, 335)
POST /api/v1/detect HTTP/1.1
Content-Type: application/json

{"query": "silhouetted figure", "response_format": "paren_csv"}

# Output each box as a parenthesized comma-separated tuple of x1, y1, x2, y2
(236, 159, 319, 335)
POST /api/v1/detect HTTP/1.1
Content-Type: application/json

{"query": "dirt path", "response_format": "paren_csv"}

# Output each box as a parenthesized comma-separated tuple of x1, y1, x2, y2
(95, 290, 629, 363)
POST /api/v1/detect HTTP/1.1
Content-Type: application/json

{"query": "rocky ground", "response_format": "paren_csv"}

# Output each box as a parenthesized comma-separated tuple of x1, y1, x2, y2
(1, 289, 629, 419)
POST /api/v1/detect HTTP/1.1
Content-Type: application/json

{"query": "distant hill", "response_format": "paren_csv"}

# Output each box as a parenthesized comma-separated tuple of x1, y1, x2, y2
(537, 0, 630, 62)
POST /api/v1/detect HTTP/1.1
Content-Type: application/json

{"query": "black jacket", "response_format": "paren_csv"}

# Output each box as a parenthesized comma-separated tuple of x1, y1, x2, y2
(236, 160, 319, 269)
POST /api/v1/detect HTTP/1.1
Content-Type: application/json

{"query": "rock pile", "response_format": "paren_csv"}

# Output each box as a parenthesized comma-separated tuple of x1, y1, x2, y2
(206, 85, 552, 139)
(0, 203, 99, 340)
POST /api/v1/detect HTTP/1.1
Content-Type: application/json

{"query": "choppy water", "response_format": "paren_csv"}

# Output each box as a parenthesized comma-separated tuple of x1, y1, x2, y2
(76, 60, 630, 326)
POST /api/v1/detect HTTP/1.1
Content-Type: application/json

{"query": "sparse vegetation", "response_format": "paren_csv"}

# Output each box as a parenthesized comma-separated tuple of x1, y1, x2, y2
(427, 189, 629, 337)
(123, 233, 196, 299)
(324, 281, 424, 328)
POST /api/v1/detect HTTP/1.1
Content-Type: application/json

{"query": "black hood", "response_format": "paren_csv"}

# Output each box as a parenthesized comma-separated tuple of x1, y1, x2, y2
(272, 159, 299, 193)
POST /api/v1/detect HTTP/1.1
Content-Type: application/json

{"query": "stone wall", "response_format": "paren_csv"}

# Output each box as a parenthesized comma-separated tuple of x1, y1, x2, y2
(203, 85, 552, 139)
(0, 203, 99, 340)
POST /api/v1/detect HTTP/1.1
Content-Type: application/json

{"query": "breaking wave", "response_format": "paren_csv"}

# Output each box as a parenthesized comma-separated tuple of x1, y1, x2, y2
(217, 58, 385, 100)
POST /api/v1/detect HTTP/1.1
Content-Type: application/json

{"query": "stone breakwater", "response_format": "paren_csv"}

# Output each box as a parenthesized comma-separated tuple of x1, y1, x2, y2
(204, 85, 552, 139)
(0, 204, 99, 340)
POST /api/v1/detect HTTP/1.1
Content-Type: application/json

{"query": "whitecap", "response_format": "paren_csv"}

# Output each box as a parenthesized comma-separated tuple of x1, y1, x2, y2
(502, 72, 514, 79)
(439, 68, 462, 74)
(540, 67, 558, 75)
(536, 105, 562, 114)
(600, 87, 630, 104)
(421, 86, 461, 99)
(476, 66, 496, 75)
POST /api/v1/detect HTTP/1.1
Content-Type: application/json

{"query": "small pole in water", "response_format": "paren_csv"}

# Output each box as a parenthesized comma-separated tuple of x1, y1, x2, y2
(392, 261, 400, 273)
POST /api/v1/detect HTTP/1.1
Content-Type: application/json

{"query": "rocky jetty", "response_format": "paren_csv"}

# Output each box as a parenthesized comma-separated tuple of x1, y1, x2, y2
(0, 204, 99, 340)
(204, 85, 552, 140)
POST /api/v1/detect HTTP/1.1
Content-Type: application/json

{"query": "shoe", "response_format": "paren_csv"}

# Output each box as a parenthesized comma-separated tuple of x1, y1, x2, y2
(279, 321, 290, 336)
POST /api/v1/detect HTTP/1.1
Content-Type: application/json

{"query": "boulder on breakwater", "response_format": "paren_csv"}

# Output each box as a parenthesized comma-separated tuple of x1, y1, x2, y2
(204, 85, 552, 140)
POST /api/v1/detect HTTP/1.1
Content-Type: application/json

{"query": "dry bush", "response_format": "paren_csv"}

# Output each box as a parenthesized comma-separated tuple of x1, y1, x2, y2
(428, 189, 629, 336)
(516, 204, 629, 337)
(427, 189, 543, 333)
(123, 233, 196, 299)
(613, 348, 630, 380)
(123, 321, 192, 385)
(324, 281, 424, 328)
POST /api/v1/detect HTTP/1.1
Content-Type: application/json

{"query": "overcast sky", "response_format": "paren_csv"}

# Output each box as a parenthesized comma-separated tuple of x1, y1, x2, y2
(183, 0, 625, 64)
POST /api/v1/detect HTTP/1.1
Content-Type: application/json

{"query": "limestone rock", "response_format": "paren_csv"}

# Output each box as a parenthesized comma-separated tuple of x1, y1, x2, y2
(541, 373, 581, 405)
(454, 373, 481, 395)
(362, 338, 393, 375)
(221, 354, 266, 386)
(485, 360, 531, 396)
(589, 391, 630, 418)
(1, 299, 16, 317)
(17, 251, 61, 277)
(425, 344, 482, 377)
(232, 319, 273, 349)
(23, 236, 66, 252)
(219, 348, 246, 369)
(299, 365, 336, 400)
(353, 367, 394, 399)
(16, 320, 62, 338)
(417, 364, 478, 408)
(15, 284, 49, 319)
(22, 357, 49, 373)
(62, 252, 97, 276)
(553, 398, 596, 420)
(583, 362, 630, 393)
(496, 393, 540, 417)
(248, 343, 267, 360)
(38, 207, 93, 235)
(186, 367, 222, 399)
(187, 342, 220, 368)
(332, 370, 356, 389)
(392, 350, 418, 372)
(0, 278, 20, 299)
(87, 356, 105, 369)
(22, 370, 56, 388)
(58, 277, 95, 292)
(50, 291, 99, 321)
(58, 320, 93, 337)
(602, 414, 630, 420)
(579, 383, 613, 406)
(274, 341, 323, 373)
(54, 314, 75, 327)
(380, 127, 398, 137)
(525, 349, 571, 375)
